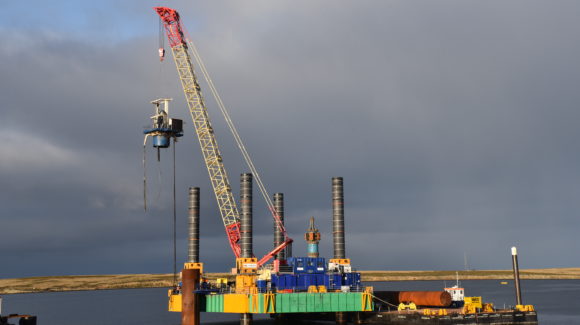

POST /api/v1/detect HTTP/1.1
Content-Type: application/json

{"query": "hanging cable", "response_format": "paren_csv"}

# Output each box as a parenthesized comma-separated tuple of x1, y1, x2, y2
(143, 135, 150, 211)
(370, 293, 399, 308)
(158, 17, 165, 62)
(158, 17, 167, 98)
(186, 39, 288, 238)
(172, 138, 178, 286)
(155, 156, 163, 204)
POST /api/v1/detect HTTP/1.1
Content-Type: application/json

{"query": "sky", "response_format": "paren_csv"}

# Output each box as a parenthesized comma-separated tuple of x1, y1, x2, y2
(1, 1, 579, 278)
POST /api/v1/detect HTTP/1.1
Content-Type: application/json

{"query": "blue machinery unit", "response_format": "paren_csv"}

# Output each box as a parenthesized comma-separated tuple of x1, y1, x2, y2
(285, 257, 327, 274)
(304, 217, 321, 258)
(270, 271, 362, 292)
(142, 98, 183, 211)
(143, 98, 183, 158)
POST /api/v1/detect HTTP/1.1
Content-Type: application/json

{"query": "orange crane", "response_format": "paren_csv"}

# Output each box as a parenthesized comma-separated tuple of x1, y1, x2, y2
(154, 7, 292, 267)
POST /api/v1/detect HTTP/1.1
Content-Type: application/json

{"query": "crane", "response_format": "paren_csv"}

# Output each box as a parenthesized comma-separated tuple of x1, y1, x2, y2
(154, 7, 292, 267)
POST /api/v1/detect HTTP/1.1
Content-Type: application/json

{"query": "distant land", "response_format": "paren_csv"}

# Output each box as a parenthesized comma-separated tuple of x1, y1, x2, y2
(1, 268, 578, 294)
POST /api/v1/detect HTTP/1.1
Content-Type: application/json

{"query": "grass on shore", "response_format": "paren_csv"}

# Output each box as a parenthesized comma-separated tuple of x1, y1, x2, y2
(1, 268, 578, 294)
(359, 268, 580, 281)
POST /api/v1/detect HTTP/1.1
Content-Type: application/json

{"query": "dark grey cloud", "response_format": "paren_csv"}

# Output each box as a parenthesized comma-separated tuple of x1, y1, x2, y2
(1, 1, 579, 277)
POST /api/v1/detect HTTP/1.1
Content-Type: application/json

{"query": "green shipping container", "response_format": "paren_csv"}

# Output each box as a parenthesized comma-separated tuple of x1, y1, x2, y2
(274, 292, 372, 313)
(204, 294, 224, 313)
(248, 294, 263, 313)
(247, 293, 276, 314)
(204, 295, 212, 312)
(299, 293, 308, 312)
(204, 292, 372, 314)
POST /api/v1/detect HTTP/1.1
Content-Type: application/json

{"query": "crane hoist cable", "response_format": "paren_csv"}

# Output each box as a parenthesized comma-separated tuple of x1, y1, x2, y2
(172, 142, 177, 286)
(158, 16, 166, 62)
(144, 17, 170, 214)
(186, 39, 288, 241)
(142, 98, 183, 284)
(142, 136, 165, 210)
(143, 136, 148, 211)
(143, 135, 179, 285)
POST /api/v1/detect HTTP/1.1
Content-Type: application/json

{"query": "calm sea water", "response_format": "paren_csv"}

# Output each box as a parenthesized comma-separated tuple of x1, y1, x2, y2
(2, 280, 579, 324)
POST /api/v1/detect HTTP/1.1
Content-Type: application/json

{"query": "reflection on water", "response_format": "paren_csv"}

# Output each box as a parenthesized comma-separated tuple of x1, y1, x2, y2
(3, 280, 579, 324)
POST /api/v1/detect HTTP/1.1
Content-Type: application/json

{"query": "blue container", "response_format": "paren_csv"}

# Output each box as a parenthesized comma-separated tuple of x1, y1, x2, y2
(292, 258, 306, 273)
(296, 274, 316, 290)
(306, 257, 326, 274)
(328, 274, 342, 289)
(281, 275, 289, 289)
(341, 275, 347, 286)
(316, 274, 325, 287)
(312, 274, 320, 287)
(343, 273, 362, 288)
(302, 274, 316, 290)
(152, 135, 170, 148)
(276, 274, 297, 290)
(271, 274, 279, 288)
(287, 257, 326, 274)
(352, 272, 361, 286)
(304, 258, 315, 274)
(307, 274, 315, 288)
(295, 275, 304, 290)
(257, 280, 267, 289)
(317, 258, 326, 273)
(287, 274, 297, 288)
(314, 258, 326, 273)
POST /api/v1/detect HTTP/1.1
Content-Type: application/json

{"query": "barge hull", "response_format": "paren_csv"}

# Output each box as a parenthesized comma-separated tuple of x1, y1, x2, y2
(273, 310, 537, 325)
(358, 310, 538, 324)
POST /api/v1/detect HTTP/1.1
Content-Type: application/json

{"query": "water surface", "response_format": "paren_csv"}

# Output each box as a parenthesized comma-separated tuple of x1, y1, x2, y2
(3, 279, 578, 324)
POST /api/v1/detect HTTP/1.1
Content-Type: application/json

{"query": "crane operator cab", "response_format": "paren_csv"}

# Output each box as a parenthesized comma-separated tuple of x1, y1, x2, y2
(144, 98, 183, 155)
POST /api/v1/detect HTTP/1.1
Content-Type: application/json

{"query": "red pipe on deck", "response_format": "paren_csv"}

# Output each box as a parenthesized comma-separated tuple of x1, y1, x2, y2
(375, 291, 452, 307)
(399, 291, 452, 307)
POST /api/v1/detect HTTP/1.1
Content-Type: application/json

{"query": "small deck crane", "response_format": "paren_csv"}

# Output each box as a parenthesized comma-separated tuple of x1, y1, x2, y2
(154, 7, 292, 268)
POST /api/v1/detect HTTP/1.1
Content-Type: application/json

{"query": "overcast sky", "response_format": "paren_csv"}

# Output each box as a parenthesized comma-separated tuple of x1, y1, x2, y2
(1, 1, 579, 278)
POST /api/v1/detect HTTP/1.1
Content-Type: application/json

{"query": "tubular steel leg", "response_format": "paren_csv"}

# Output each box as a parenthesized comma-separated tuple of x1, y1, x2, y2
(332, 177, 346, 259)
(182, 268, 200, 325)
(188, 187, 200, 263)
(336, 312, 347, 325)
(240, 173, 253, 258)
(354, 312, 362, 324)
(240, 313, 253, 325)
(273, 193, 285, 260)
(511, 247, 523, 306)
